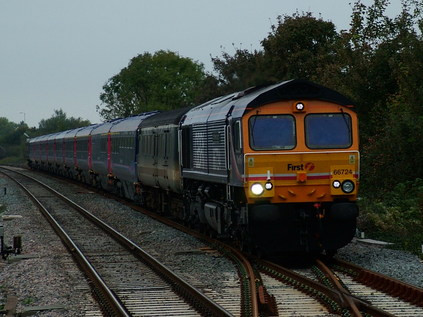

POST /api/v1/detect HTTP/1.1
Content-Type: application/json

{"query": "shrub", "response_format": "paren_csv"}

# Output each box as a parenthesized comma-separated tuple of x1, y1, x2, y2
(359, 179, 423, 257)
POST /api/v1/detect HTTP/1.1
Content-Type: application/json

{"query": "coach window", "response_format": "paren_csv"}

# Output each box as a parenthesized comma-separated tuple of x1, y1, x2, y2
(100, 136, 107, 157)
(66, 140, 73, 158)
(249, 115, 296, 150)
(305, 113, 352, 149)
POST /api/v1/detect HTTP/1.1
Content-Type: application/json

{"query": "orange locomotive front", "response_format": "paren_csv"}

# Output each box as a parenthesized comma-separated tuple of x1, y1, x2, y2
(242, 99, 359, 254)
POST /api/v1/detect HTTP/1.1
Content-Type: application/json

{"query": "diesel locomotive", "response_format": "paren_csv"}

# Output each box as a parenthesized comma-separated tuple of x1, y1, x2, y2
(28, 79, 359, 255)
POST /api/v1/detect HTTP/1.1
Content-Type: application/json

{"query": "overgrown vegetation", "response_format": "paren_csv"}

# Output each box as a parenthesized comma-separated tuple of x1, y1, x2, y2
(1, 0, 422, 255)
(359, 179, 423, 255)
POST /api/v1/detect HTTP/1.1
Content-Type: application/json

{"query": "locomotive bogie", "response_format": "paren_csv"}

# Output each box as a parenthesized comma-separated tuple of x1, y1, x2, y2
(247, 201, 358, 254)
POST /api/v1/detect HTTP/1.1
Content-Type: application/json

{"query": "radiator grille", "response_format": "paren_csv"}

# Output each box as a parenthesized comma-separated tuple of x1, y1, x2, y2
(192, 121, 226, 171)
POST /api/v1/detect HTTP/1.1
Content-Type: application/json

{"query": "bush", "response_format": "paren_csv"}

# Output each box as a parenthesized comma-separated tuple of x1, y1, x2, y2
(359, 179, 423, 257)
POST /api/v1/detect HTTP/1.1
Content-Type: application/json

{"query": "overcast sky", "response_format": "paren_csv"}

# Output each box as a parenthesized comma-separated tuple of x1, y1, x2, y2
(0, 0, 401, 128)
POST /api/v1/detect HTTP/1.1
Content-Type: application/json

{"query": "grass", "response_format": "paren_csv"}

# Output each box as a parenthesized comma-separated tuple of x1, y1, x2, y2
(22, 297, 36, 306)
(0, 156, 26, 165)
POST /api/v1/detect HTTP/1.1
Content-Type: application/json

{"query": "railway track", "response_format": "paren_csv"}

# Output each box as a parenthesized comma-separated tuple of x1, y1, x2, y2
(110, 175, 423, 316)
(0, 166, 231, 316)
(255, 257, 423, 316)
(3, 166, 423, 316)
(329, 258, 423, 316)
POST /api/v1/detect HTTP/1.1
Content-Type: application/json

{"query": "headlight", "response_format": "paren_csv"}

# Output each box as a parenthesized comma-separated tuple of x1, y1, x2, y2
(341, 180, 355, 193)
(251, 183, 264, 196)
(265, 182, 273, 190)
(332, 180, 341, 188)
(295, 102, 305, 111)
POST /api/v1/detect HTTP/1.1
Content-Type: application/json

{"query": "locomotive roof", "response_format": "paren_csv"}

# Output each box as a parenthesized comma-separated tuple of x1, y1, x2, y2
(182, 79, 354, 125)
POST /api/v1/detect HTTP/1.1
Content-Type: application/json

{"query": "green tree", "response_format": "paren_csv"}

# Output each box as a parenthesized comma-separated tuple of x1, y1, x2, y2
(211, 12, 339, 94)
(211, 47, 268, 93)
(336, 0, 423, 193)
(0, 118, 28, 160)
(0, 117, 18, 137)
(316, 0, 423, 139)
(97, 50, 207, 120)
(37, 109, 91, 135)
(261, 12, 339, 81)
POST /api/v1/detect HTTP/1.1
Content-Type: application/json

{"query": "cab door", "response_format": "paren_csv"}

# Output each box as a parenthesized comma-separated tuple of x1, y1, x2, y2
(227, 117, 244, 187)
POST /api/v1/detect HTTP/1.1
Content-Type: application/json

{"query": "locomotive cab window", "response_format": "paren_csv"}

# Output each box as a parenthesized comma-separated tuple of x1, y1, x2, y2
(249, 115, 295, 150)
(305, 113, 352, 149)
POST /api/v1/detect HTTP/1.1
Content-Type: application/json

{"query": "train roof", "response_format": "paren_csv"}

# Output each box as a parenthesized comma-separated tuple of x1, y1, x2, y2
(62, 127, 85, 139)
(55, 129, 73, 140)
(91, 118, 125, 135)
(110, 111, 160, 133)
(28, 135, 44, 143)
(29, 132, 61, 143)
(182, 79, 354, 125)
(75, 124, 101, 138)
(139, 107, 194, 128)
(46, 132, 62, 141)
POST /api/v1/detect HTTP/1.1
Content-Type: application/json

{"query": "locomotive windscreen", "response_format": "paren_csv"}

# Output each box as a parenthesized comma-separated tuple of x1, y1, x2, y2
(249, 115, 296, 150)
(305, 113, 352, 149)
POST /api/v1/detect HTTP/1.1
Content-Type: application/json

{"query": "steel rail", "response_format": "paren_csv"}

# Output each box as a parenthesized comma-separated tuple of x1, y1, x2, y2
(129, 203, 260, 317)
(36, 165, 263, 316)
(0, 167, 131, 316)
(1, 166, 232, 317)
(213, 241, 260, 317)
(256, 258, 396, 317)
(315, 258, 363, 317)
(331, 257, 423, 308)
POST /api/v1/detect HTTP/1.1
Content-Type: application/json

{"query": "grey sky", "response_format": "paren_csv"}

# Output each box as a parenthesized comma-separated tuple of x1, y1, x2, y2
(0, 0, 401, 128)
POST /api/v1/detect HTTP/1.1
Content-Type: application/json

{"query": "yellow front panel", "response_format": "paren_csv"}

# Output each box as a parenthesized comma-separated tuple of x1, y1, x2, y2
(245, 151, 359, 203)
